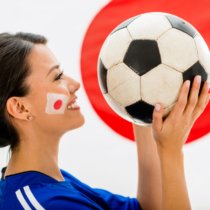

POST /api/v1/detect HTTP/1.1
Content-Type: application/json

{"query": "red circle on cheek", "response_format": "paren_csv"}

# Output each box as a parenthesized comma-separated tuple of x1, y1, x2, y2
(54, 99, 63, 110)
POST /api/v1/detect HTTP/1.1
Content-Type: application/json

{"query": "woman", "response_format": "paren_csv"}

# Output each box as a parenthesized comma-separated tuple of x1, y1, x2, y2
(0, 32, 209, 210)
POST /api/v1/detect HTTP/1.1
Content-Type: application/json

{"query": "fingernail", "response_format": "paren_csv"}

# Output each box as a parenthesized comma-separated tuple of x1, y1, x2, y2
(197, 76, 201, 83)
(186, 80, 190, 87)
(155, 104, 161, 111)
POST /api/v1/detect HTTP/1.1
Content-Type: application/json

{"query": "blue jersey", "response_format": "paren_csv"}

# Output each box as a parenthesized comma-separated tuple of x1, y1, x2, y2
(0, 167, 141, 210)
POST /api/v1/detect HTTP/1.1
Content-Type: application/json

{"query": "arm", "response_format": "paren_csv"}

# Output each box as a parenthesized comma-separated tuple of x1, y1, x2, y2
(158, 149, 189, 209)
(133, 125, 162, 210)
(151, 76, 210, 210)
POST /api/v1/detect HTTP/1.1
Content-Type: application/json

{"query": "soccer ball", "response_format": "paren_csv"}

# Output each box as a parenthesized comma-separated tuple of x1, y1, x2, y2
(97, 12, 210, 127)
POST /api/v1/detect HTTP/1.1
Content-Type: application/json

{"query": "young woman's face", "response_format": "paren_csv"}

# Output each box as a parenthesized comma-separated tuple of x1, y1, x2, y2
(25, 44, 85, 135)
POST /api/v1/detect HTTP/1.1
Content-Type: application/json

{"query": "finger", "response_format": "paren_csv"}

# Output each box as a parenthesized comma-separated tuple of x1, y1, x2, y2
(205, 93, 210, 105)
(168, 80, 190, 121)
(205, 93, 210, 107)
(183, 75, 202, 118)
(152, 103, 164, 133)
(191, 83, 210, 121)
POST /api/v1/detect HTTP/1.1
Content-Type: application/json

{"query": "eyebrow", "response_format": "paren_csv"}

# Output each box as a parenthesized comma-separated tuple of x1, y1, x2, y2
(46, 63, 60, 78)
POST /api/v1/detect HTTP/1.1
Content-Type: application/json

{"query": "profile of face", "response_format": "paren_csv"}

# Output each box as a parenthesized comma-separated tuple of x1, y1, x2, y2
(7, 44, 85, 138)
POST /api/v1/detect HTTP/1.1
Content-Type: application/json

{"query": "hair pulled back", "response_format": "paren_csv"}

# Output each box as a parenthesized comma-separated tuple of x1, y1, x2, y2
(0, 32, 47, 152)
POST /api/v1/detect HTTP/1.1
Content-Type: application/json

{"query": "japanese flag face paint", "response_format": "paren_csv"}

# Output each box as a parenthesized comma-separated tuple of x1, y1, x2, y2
(45, 93, 69, 114)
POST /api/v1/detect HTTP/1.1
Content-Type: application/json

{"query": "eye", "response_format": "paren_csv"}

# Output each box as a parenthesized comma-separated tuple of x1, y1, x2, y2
(55, 69, 64, 81)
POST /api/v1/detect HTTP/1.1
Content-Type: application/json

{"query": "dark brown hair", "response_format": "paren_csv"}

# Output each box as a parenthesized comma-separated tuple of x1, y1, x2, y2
(0, 32, 48, 154)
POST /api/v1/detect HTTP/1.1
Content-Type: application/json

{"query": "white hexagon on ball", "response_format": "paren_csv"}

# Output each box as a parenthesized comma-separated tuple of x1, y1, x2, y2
(207, 74, 210, 84)
(141, 64, 183, 108)
(158, 28, 198, 72)
(103, 93, 133, 123)
(107, 63, 141, 107)
(127, 14, 172, 40)
(100, 28, 132, 69)
(163, 102, 176, 119)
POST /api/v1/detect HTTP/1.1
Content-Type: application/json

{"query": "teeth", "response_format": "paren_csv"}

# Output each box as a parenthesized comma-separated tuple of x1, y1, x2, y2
(67, 101, 78, 109)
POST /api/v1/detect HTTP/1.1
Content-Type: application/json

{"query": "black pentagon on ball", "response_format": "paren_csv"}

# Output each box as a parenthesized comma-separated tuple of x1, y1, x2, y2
(183, 61, 207, 97)
(123, 40, 161, 76)
(166, 15, 197, 38)
(125, 100, 154, 124)
(110, 15, 141, 35)
(98, 59, 108, 94)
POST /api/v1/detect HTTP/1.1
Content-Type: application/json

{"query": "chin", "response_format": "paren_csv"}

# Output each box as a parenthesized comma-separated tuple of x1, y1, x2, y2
(71, 114, 85, 130)
(79, 114, 85, 127)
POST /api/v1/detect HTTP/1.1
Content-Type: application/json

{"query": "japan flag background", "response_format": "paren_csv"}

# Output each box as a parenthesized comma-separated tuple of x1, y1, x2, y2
(0, 0, 210, 209)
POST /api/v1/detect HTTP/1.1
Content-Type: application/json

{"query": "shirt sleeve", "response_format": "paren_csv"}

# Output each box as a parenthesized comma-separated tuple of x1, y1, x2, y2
(42, 186, 141, 210)
(92, 187, 141, 210)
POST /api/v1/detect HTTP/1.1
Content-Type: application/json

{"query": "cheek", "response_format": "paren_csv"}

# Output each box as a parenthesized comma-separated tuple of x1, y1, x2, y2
(45, 93, 69, 114)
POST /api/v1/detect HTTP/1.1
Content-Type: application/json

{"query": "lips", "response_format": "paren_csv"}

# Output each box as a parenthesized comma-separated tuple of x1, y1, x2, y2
(67, 96, 79, 110)
(67, 96, 77, 107)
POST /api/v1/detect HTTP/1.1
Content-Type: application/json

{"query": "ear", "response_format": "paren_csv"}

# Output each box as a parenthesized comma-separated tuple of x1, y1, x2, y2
(6, 97, 29, 120)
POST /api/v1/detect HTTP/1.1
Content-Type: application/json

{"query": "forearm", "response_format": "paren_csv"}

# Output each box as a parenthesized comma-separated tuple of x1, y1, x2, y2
(158, 149, 191, 210)
(133, 124, 162, 210)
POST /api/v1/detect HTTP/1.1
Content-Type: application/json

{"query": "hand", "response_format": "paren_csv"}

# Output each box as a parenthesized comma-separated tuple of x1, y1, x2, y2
(151, 75, 210, 155)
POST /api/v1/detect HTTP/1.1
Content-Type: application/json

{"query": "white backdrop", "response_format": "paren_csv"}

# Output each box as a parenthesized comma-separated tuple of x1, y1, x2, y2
(0, 1, 210, 209)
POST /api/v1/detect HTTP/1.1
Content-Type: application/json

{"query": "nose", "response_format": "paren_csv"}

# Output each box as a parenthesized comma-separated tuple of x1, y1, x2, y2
(68, 79, 81, 93)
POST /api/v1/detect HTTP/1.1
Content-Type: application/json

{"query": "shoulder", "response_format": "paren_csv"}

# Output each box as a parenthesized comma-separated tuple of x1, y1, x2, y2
(60, 169, 98, 191)
(60, 168, 85, 185)
(61, 169, 141, 210)
(2, 183, 95, 210)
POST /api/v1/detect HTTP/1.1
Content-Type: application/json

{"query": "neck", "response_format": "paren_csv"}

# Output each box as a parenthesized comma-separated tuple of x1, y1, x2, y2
(5, 131, 65, 181)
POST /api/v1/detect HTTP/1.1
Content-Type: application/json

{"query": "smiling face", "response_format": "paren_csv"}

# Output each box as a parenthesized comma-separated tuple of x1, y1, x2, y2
(21, 43, 85, 135)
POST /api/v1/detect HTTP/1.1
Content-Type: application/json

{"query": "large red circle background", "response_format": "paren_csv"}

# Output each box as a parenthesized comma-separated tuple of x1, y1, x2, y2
(80, 0, 210, 143)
